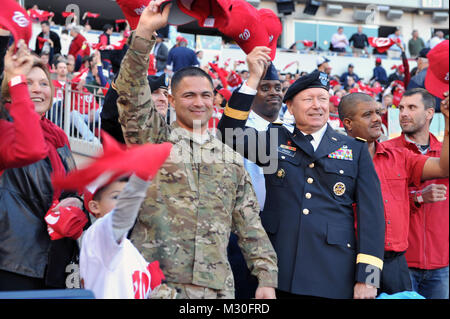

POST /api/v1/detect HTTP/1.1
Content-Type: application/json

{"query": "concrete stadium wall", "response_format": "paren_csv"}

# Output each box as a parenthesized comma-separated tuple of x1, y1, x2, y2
(258, 1, 449, 50)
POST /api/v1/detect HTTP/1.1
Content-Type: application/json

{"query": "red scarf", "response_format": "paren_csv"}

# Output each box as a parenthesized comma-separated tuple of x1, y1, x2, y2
(40, 116, 70, 200)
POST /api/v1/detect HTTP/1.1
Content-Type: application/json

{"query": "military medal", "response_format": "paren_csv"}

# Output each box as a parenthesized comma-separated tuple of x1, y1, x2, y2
(280, 144, 297, 152)
(328, 146, 353, 161)
(276, 168, 286, 179)
(278, 144, 296, 157)
(333, 182, 346, 196)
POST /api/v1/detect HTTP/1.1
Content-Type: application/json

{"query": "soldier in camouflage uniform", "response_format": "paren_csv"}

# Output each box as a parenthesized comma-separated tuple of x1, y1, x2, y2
(114, 1, 278, 299)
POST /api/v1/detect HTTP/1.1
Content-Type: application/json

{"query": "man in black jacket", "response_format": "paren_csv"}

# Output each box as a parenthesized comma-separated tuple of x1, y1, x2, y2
(218, 47, 385, 299)
(35, 21, 61, 58)
(349, 26, 369, 56)
(154, 32, 168, 75)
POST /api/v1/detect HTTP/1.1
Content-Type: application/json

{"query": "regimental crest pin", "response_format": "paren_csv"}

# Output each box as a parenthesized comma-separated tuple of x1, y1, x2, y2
(333, 182, 346, 196)
(276, 168, 286, 179)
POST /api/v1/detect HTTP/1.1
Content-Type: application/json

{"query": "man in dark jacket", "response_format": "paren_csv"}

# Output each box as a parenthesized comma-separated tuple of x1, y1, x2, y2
(349, 25, 369, 56)
(407, 48, 442, 112)
(340, 64, 360, 87)
(218, 47, 386, 299)
(35, 20, 61, 59)
(167, 38, 199, 72)
(371, 58, 388, 86)
(154, 33, 168, 75)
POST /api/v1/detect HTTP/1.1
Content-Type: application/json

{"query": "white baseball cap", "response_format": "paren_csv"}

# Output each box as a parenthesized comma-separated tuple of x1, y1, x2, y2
(316, 56, 330, 66)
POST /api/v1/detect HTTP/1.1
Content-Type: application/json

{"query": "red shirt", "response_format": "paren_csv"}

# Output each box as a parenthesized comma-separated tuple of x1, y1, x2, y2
(0, 83, 48, 172)
(70, 87, 100, 114)
(53, 80, 66, 100)
(99, 33, 109, 47)
(148, 54, 156, 75)
(69, 34, 90, 57)
(208, 106, 224, 131)
(383, 133, 449, 269)
(328, 115, 344, 128)
(374, 141, 428, 252)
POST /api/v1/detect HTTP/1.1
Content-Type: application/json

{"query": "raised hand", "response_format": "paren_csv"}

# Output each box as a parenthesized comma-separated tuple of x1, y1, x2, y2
(135, 0, 171, 40)
(245, 46, 272, 90)
(3, 39, 35, 81)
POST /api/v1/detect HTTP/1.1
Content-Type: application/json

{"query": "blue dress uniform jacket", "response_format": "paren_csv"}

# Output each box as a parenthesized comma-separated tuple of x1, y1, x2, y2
(218, 90, 385, 299)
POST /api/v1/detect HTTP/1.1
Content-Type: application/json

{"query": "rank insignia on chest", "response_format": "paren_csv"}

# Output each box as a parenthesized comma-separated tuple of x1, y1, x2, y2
(276, 168, 286, 179)
(333, 182, 346, 196)
(328, 146, 353, 161)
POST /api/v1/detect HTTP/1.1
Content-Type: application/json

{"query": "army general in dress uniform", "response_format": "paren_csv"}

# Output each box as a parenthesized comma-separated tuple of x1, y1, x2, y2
(217, 47, 385, 299)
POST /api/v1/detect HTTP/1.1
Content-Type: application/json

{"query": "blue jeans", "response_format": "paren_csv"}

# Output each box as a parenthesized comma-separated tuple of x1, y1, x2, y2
(409, 266, 449, 299)
(70, 109, 100, 142)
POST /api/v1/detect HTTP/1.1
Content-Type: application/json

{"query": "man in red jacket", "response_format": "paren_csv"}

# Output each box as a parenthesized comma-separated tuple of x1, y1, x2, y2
(338, 90, 449, 296)
(383, 88, 448, 299)
(68, 26, 90, 58)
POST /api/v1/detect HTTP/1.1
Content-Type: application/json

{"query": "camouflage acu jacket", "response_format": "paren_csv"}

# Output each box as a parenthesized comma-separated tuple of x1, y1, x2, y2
(115, 33, 278, 291)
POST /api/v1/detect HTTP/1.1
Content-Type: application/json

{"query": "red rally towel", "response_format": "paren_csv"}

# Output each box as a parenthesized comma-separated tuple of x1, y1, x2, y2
(368, 37, 399, 53)
(45, 202, 88, 240)
(0, 0, 32, 47)
(147, 261, 165, 290)
(52, 131, 173, 194)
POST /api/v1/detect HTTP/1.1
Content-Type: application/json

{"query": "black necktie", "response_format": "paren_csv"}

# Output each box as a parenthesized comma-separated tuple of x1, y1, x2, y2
(303, 134, 314, 154)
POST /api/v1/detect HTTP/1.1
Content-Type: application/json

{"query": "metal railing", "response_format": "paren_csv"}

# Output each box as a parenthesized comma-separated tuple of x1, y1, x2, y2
(46, 82, 104, 157)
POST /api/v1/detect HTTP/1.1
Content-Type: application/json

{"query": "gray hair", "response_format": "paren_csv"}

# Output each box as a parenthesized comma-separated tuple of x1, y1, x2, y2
(71, 25, 81, 34)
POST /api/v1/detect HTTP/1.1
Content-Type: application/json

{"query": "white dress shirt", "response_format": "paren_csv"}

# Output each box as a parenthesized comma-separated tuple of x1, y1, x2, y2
(300, 123, 328, 152)
(237, 82, 275, 210)
(244, 111, 275, 210)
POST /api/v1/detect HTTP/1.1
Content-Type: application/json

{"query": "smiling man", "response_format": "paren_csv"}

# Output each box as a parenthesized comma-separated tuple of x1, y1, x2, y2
(228, 63, 283, 299)
(338, 90, 449, 296)
(114, 1, 277, 299)
(148, 73, 169, 118)
(251, 64, 283, 125)
(219, 64, 386, 299)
